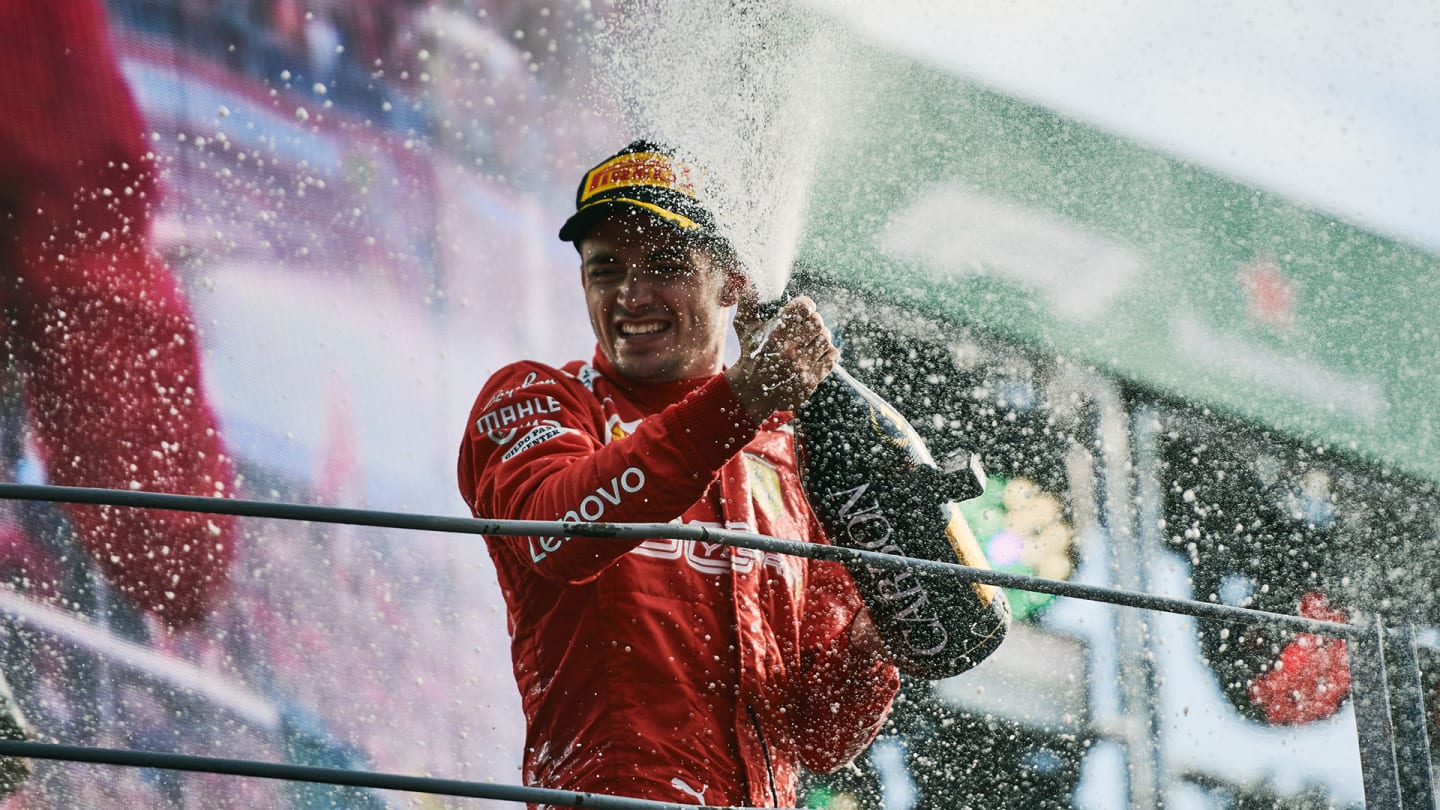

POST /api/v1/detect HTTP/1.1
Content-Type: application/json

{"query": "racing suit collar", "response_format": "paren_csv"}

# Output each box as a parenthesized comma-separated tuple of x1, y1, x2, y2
(591, 346, 716, 410)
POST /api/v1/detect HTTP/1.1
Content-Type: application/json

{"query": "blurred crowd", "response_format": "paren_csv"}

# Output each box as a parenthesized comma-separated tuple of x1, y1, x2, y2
(111, 0, 614, 183)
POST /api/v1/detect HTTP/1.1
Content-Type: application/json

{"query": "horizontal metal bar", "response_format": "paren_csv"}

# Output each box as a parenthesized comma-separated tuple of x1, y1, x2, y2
(0, 483, 1364, 639)
(0, 740, 717, 809)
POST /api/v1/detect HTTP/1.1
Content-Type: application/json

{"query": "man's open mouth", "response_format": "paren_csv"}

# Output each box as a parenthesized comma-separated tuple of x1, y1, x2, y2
(617, 321, 671, 337)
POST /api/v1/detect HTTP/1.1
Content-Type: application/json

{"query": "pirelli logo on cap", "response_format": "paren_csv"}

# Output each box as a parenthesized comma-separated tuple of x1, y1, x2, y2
(580, 151, 699, 204)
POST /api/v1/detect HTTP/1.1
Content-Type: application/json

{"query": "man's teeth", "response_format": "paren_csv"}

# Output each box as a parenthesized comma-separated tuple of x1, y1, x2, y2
(620, 322, 668, 336)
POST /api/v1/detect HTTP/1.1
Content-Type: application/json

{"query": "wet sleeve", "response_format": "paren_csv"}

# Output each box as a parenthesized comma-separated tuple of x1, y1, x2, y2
(457, 361, 758, 584)
(788, 548, 901, 773)
(14, 241, 238, 629)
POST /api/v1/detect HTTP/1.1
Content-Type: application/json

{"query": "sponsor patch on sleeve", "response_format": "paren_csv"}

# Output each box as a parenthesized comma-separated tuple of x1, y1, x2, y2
(476, 394, 565, 444)
(501, 422, 576, 461)
(574, 364, 598, 392)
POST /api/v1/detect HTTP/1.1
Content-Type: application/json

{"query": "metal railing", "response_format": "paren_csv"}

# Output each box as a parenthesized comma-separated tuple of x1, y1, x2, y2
(0, 483, 1433, 809)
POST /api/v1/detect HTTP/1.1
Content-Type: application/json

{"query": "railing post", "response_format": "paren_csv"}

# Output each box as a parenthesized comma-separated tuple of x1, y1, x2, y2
(1385, 623, 1436, 810)
(1352, 615, 1403, 808)
(1096, 387, 1160, 809)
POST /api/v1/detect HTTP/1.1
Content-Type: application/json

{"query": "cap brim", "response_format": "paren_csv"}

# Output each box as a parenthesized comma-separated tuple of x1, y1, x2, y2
(558, 198, 707, 242)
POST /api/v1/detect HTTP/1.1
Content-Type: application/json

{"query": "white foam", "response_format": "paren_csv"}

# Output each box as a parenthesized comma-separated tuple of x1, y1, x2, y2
(592, 1, 859, 300)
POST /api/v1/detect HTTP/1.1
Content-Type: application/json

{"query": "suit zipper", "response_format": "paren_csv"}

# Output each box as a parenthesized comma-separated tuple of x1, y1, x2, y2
(746, 704, 779, 808)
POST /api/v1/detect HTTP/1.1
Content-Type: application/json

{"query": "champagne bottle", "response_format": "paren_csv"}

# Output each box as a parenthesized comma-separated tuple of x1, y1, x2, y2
(794, 364, 1011, 679)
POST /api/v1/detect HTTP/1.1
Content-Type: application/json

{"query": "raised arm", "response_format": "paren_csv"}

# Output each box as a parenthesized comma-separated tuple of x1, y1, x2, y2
(457, 361, 757, 583)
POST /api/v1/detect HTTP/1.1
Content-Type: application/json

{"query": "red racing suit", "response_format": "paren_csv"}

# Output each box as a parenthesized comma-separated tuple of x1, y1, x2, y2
(458, 351, 900, 808)
(0, 0, 236, 626)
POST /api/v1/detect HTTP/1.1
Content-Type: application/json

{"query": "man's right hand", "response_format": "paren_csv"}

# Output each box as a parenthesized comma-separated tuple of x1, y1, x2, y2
(725, 295, 840, 425)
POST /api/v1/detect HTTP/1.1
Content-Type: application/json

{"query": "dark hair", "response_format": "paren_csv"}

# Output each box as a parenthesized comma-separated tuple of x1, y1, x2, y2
(568, 208, 736, 268)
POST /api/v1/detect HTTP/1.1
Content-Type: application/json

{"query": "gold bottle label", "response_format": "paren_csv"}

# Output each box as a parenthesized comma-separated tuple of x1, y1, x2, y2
(943, 503, 1001, 607)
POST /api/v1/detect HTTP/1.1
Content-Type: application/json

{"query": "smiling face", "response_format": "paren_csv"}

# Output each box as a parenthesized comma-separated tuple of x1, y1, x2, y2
(578, 213, 739, 384)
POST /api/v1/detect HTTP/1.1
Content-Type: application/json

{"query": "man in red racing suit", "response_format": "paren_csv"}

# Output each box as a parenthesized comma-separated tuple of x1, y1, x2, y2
(457, 141, 899, 807)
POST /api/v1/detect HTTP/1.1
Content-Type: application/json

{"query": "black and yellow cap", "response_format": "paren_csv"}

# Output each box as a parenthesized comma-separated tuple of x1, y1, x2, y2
(558, 140, 715, 242)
